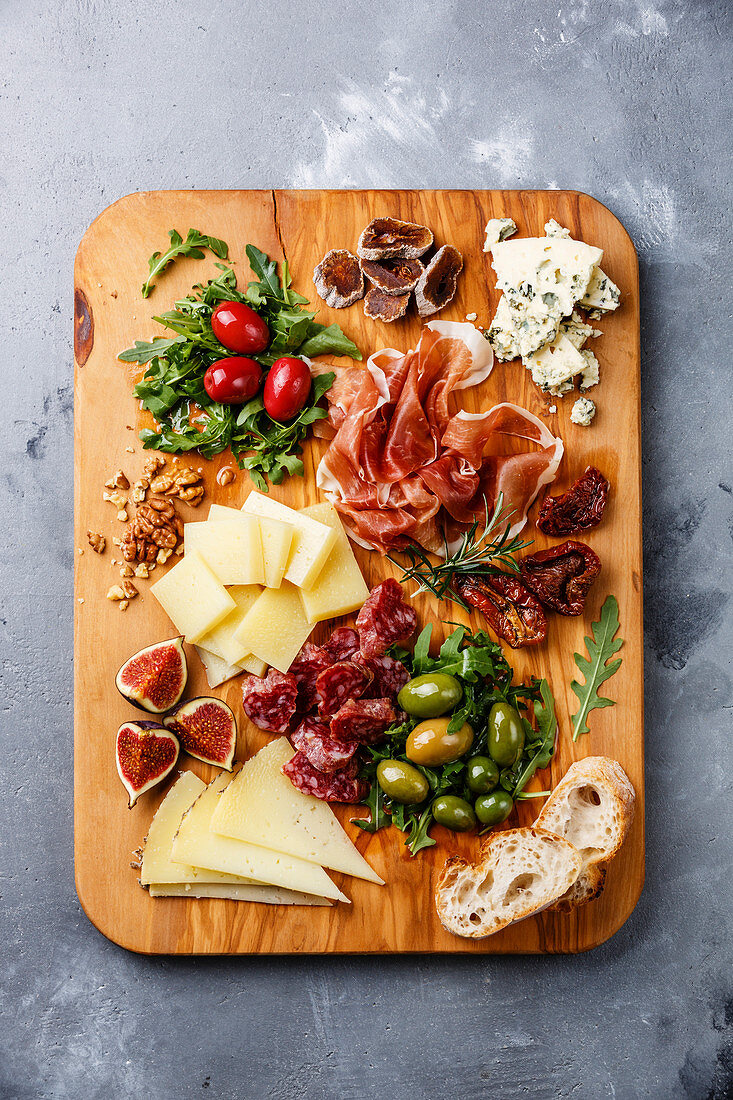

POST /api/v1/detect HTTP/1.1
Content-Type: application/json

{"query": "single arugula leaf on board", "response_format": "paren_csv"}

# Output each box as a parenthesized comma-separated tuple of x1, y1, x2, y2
(141, 228, 229, 298)
(571, 595, 624, 741)
(351, 782, 390, 834)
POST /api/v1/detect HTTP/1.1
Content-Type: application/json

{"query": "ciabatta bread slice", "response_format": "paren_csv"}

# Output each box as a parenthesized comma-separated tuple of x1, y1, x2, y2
(435, 827, 582, 939)
(548, 863, 606, 913)
(534, 757, 635, 867)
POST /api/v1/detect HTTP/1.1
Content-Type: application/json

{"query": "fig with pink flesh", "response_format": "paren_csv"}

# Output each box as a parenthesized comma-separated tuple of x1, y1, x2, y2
(115, 720, 180, 807)
(115, 636, 187, 714)
(163, 697, 237, 770)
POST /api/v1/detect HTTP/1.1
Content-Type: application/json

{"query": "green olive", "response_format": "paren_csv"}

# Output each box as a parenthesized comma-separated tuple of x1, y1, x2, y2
(432, 795, 477, 832)
(405, 718, 474, 766)
(398, 673, 463, 718)
(475, 790, 514, 826)
(376, 759, 429, 805)
(488, 702, 525, 767)
(466, 755, 500, 795)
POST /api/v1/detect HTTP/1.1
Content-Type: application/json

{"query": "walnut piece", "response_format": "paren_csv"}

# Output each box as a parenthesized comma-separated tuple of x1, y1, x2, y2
(120, 497, 183, 562)
(133, 562, 150, 579)
(313, 250, 365, 309)
(132, 478, 149, 504)
(415, 245, 463, 317)
(104, 470, 130, 491)
(357, 218, 433, 261)
(103, 489, 128, 509)
(363, 287, 410, 323)
(86, 530, 106, 554)
(149, 467, 204, 507)
(360, 257, 423, 296)
(121, 580, 139, 599)
(143, 454, 167, 479)
(106, 585, 126, 601)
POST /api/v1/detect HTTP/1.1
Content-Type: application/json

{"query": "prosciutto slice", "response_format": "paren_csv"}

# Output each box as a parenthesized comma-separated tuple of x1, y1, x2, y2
(316, 322, 563, 553)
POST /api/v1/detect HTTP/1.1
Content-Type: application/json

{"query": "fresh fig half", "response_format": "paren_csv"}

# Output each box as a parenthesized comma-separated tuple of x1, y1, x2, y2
(163, 697, 237, 770)
(115, 720, 180, 808)
(116, 636, 187, 714)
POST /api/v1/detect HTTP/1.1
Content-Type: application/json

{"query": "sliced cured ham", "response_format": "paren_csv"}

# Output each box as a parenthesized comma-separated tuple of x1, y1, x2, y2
(316, 322, 563, 553)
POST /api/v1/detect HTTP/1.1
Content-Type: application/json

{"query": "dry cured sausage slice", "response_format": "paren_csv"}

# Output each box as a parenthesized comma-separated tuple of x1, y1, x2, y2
(313, 249, 364, 308)
(290, 716, 359, 774)
(356, 579, 417, 658)
(283, 752, 368, 803)
(289, 642, 332, 712)
(329, 697, 397, 745)
(355, 654, 410, 700)
(322, 627, 360, 662)
(241, 669, 298, 733)
(316, 661, 372, 718)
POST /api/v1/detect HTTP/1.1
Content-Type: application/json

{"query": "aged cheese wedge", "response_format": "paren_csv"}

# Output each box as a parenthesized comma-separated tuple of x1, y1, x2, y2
(197, 584, 263, 666)
(298, 503, 369, 624)
(148, 883, 330, 904)
(212, 739, 384, 885)
(185, 517, 265, 586)
(232, 581, 313, 673)
(151, 550, 236, 643)
(241, 490, 338, 589)
(195, 645, 266, 688)
(207, 505, 293, 588)
(140, 771, 251, 886)
(171, 772, 348, 902)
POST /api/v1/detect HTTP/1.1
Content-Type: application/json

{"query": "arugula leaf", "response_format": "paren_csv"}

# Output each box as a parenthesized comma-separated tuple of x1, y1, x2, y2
(511, 679, 557, 796)
(141, 228, 230, 298)
(352, 783, 390, 834)
(571, 595, 624, 740)
(298, 323, 362, 361)
(118, 336, 186, 363)
(405, 808, 437, 856)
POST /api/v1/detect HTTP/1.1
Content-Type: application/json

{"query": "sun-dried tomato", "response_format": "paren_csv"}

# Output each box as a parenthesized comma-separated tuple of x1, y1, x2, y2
(537, 466, 610, 536)
(519, 541, 601, 616)
(453, 573, 547, 648)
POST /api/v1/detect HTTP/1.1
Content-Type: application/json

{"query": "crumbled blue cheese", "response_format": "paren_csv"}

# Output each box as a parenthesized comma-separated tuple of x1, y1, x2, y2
(465, 312, 478, 322)
(525, 333, 587, 396)
(579, 350, 600, 390)
(544, 219, 571, 239)
(487, 296, 522, 361)
(570, 397, 596, 426)
(579, 267, 621, 313)
(561, 310, 596, 351)
(483, 217, 517, 251)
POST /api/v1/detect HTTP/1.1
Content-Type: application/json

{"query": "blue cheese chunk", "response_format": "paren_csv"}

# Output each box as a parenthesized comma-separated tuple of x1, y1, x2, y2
(579, 350, 600, 390)
(487, 296, 521, 360)
(579, 266, 621, 313)
(525, 333, 587, 396)
(561, 310, 596, 351)
(544, 219, 571, 239)
(570, 397, 597, 426)
(483, 217, 517, 251)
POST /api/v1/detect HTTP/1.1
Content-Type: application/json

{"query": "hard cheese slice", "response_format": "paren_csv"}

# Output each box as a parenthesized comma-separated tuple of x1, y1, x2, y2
(148, 883, 330, 904)
(185, 517, 264, 586)
(141, 771, 252, 886)
(151, 550, 236, 643)
(207, 504, 294, 588)
(197, 584, 263, 666)
(298, 503, 369, 624)
(241, 490, 338, 589)
(195, 646, 267, 688)
(171, 771, 347, 902)
(232, 581, 313, 673)
(211, 738, 384, 885)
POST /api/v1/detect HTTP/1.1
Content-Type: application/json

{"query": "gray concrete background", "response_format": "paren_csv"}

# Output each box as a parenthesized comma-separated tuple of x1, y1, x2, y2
(1, 0, 731, 1097)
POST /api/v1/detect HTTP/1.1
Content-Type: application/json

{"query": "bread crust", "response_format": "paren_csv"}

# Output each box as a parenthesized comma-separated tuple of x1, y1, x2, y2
(535, 756, 635, 866)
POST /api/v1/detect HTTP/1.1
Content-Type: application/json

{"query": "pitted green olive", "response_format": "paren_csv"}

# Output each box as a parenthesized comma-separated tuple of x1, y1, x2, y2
(397, 673, 463, 718)
(376, 759, 429, 805)
(488, 701, 525, 767)
(405, 718, 474, 766)
(466, 755, 500, 795)
(432, 795, 477, 832)
(474, 790, 514, 826)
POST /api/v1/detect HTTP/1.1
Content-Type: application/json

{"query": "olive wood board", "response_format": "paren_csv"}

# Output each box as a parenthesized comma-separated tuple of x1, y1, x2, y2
(74, 189, 643, 955)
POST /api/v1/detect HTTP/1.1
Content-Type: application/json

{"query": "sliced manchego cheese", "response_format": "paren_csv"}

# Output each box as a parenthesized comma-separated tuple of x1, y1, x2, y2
(148, 882, 330, 904)
(141, 771, 252, 886)
(197, 584, 263, 665)
(298, 502, 369, 624)
(151, 550, 236, 643)
(194, 646, 242, 689)
(258, 517, 295, 588)
(171, 772, 348, 902)
(211, 738, 384, 885)
(185, 517, 264, 586)
(241, 490, 338, 589)
(232, 581, 313, 673)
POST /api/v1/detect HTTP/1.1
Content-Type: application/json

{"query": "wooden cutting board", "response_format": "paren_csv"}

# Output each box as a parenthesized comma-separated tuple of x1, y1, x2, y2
(74, 189, 643, 954)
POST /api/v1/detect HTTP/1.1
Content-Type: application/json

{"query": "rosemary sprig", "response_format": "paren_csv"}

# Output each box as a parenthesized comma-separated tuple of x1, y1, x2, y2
(387, 493, 533, 607)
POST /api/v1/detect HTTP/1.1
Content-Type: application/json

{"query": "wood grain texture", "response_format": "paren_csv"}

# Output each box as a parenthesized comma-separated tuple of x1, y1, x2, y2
(74, 189, 643, 955)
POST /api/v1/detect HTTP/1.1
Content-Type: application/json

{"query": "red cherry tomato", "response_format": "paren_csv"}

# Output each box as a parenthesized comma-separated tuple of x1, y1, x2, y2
(263, 357, 312, 421)
(204, 357, 262, 405)
(211, 301, 269, 354)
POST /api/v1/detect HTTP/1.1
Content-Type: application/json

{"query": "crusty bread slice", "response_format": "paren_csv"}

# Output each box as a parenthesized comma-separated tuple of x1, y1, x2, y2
(548, 863, 606, 913)
(435, 827, 582, 939)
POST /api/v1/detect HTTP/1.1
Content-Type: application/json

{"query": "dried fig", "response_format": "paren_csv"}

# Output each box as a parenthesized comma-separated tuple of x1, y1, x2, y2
(415, 245, 463, 316)
(163, 696, 237, 770)
(115, 721, 180, 807)
(357, 218, 433, 260)
(115, 636, 187, 714)
(363, 287, 410, 323)
(360, 258, 424, 296)
(313, 249, 364, 308)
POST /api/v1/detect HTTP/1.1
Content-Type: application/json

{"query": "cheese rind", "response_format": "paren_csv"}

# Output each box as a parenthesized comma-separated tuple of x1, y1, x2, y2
(148, 883, 330, 904)
(151, 550, 236, 643)
(197, 584, 263, 666)
(232, 581, 313, 673)
(185, 518, 264, 586)
(241, 491, 338, 589)
(171, 772, 348, 901)
(211, 739, 384, 884)
(298, 503, 369, 624)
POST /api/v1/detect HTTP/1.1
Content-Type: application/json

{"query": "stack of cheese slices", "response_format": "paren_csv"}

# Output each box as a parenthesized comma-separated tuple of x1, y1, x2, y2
(140, 738, 383, 904)
(149, 491, 369, 687)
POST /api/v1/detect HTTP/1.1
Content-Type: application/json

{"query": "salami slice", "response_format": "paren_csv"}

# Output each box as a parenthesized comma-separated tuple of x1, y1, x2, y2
(356, 579, 417, 658)
(316, 661, 372, 718)
(329, 697, 397, 745)
(322, 626, 360, 662)
(283, 752, 368, 803)
(355, 654, 410, 700)
(290, 716, 359, 774)
(241, 669, 298, 733)
(288, 642, 332, 712)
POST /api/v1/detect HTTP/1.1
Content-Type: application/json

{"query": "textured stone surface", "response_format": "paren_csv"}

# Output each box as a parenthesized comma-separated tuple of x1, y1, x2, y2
(1, 0, 731, 1097)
